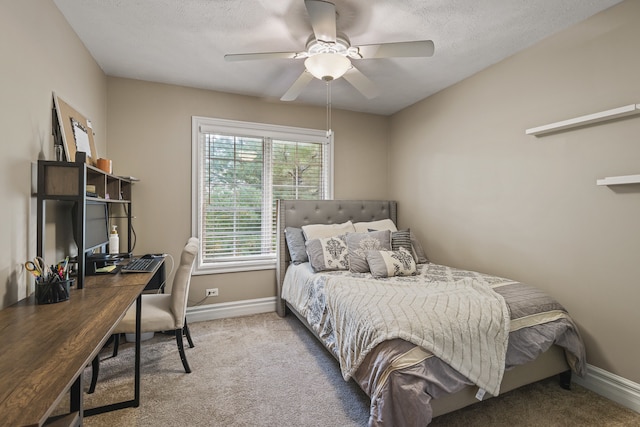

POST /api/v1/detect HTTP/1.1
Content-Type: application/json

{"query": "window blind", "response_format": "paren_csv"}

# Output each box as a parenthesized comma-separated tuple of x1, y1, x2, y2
(193, 117, 332, 272)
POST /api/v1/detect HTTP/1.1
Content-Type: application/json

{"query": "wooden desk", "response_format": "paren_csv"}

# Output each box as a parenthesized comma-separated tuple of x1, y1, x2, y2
(0, 266, 160, 426)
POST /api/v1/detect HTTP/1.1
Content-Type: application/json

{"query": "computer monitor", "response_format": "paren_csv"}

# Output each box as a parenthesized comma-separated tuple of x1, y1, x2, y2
(72, 201, 110, 253)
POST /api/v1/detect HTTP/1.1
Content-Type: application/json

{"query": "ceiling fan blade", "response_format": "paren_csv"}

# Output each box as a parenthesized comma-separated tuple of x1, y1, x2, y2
(304, 0, 337, 43)
(355, 40, 435, 59)
(224, 51, 299, 62)
(342, 67, 379, 99)
(281, 71, 314, 101)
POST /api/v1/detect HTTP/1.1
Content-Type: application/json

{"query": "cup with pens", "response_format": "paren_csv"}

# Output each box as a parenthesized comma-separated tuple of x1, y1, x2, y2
(26, 256, 72, 304)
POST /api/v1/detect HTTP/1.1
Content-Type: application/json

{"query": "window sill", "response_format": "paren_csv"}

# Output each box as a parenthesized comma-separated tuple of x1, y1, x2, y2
(193, 259, 277, 275)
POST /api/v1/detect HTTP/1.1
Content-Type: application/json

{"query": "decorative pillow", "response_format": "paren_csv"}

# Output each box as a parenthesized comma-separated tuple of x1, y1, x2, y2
(284, 227, 308, 264)
(354, 218, 398, 233)
(302, 221, 355, 240)
(346, 230, 391, 273)
(410, 231, 429, 264)
(367, 247, 417, 278)
(391, 229, 413, 253)
(305, 235, 349, 272)
(369, 226, 428, 264)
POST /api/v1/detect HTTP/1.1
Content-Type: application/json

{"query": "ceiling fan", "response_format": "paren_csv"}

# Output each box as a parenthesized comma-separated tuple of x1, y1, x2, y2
(224, 0, 435, 102)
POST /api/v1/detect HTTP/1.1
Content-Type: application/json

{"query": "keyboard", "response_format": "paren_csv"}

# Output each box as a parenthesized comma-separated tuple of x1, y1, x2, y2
(120, 256, 161, 273)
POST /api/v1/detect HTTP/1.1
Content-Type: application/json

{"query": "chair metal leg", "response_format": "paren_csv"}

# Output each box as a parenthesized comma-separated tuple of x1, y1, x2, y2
(88, 355, 99, 394)
(175, 328, 192, 373)
(183, 318, 194, 348)
(87, 334, 118, 394)
(103, 334, 115, 349)
(112, 333, 120, 357)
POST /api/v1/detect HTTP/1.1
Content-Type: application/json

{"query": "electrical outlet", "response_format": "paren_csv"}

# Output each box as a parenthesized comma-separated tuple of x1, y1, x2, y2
(206, 288, 219, 297)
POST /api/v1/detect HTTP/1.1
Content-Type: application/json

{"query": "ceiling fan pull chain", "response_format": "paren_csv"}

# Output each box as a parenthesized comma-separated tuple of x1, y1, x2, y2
(326, 80, 332, 136)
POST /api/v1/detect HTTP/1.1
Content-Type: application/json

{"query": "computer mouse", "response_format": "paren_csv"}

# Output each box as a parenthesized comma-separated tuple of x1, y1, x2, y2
(142, 253, 165, 259)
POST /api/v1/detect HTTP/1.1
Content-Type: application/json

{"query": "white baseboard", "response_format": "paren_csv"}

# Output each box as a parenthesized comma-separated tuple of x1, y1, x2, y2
(186, 296, 276, 323)
(574, 364, 640, 414)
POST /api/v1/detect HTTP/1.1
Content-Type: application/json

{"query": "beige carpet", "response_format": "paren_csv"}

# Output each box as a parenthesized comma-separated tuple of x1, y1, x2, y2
(78, 312, 639, 426)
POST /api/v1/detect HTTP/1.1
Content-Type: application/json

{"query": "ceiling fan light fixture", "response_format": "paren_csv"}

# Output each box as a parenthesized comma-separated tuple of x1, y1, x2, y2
(304, 53, 351, 81)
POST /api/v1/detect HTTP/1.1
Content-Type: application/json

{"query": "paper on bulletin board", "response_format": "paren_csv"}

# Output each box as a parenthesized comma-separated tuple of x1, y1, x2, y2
(72, 119, 92, 156)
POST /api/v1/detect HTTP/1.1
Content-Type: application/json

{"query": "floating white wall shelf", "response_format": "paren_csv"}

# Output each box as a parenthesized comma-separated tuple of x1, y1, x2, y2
(596, 174, 640, 186)
(526, 104, 640, 136)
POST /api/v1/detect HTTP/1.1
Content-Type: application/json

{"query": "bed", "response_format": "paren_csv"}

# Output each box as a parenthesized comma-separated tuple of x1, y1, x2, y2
(276, 199, 586, 426)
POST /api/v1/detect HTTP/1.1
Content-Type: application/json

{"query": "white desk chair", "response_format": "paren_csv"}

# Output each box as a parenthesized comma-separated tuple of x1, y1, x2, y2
(90, 237, 199, 391)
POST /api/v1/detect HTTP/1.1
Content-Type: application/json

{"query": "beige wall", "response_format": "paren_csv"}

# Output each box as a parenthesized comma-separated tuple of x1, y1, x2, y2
(0, 1, 107, 307)
(106, 77, 389, 305)
(390, 1, 640, 382)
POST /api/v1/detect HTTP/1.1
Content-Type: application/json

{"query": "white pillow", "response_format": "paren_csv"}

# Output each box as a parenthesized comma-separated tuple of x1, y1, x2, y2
(353, 218, 398, 233)
(306, 235, 349, 272)
(302, 221, 356, 240)
(367, 247, 417, 278)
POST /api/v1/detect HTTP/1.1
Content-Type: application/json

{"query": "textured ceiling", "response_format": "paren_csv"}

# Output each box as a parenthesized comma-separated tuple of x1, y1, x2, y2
(53, 0, 622, 116)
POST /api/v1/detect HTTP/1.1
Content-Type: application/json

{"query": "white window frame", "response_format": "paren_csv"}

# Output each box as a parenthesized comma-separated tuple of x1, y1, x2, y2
(191, 116, 334, 274)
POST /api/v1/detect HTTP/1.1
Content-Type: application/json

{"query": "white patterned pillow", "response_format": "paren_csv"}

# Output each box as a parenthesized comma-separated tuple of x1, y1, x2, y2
(366, 247, 417, 278)
(306, 235, 349, 272)
(346, 230, 391, 273)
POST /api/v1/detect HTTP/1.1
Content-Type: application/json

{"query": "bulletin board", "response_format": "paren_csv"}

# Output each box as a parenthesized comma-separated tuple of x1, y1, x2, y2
(52, 92, 98, 165)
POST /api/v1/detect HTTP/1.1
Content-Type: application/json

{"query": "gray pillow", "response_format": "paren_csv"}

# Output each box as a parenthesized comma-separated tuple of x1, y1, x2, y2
(367, 247, 417, 279)
(285, 227, 308, 264)
(370, 227, 428, 264)
(410, 231, 429, 264)
(391, 229, 413, 253)
(346, 230, 392, 273)
(305, 235, 349, 272)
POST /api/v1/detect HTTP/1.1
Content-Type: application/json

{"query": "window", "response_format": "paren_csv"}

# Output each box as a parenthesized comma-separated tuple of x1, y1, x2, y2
(192, 117, 333, 273)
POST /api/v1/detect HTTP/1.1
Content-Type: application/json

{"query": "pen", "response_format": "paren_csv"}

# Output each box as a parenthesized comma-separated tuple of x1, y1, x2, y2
(63, 256, 70, 279)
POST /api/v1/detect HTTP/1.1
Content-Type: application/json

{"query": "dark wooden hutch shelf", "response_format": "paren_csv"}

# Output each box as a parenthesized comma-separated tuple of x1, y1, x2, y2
(36, 159, 135, 288)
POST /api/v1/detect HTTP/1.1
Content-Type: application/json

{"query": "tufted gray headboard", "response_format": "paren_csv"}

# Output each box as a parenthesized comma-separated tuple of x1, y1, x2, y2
(275, 199, 397, 316)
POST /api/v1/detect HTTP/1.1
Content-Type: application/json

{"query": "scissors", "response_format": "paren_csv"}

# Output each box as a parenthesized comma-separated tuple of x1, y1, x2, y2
(25, 257, 48, 278)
